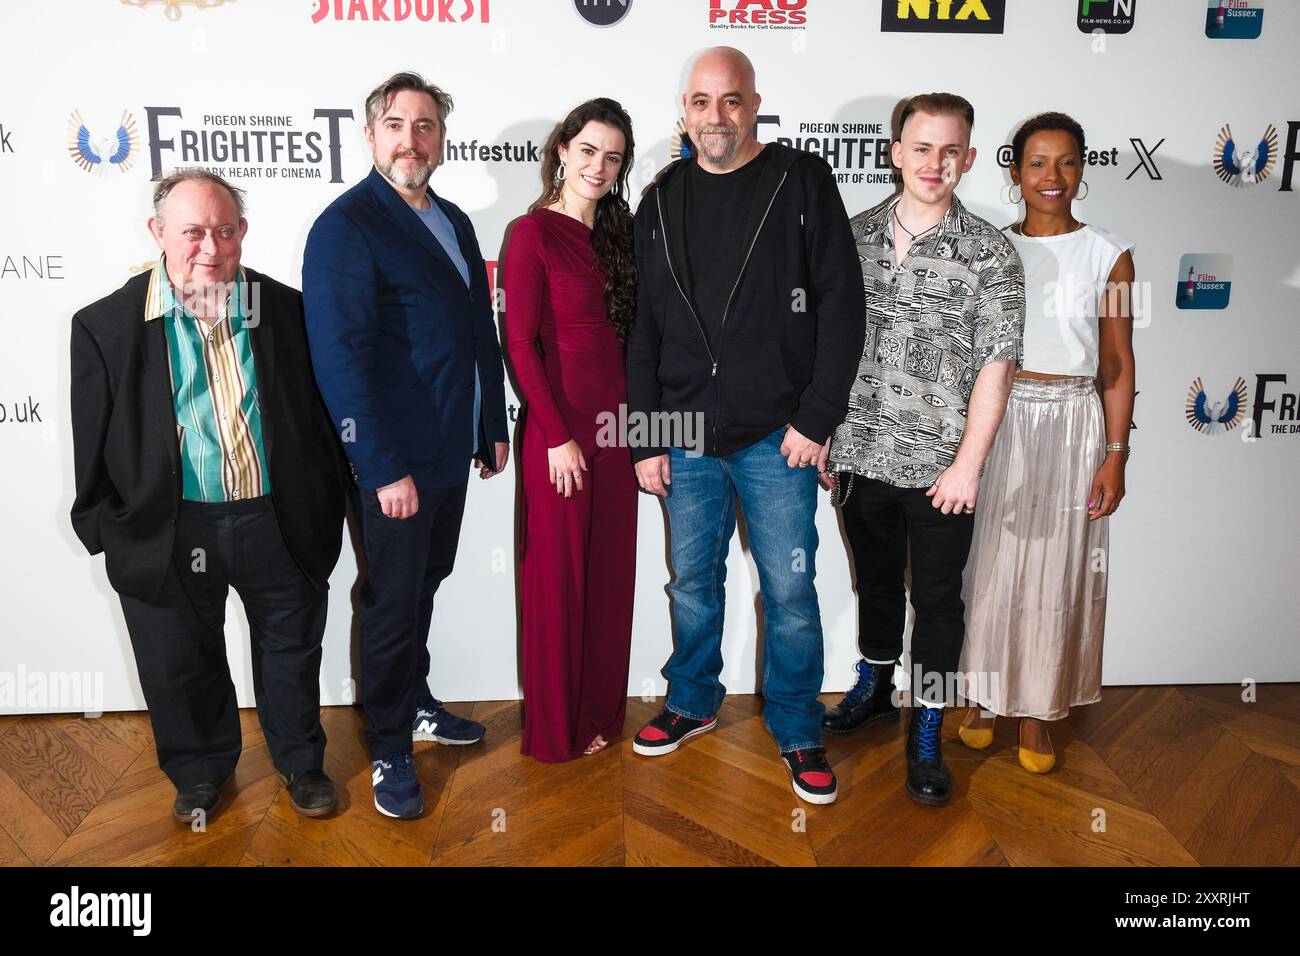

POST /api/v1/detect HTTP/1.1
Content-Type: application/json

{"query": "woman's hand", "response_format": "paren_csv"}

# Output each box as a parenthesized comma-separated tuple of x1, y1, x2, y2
(1087, 454, 1126, 520)
(548, 440, 588, 499)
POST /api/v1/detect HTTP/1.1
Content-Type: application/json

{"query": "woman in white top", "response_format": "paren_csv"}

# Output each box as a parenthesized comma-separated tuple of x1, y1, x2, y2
(957, 113, 1136, 773)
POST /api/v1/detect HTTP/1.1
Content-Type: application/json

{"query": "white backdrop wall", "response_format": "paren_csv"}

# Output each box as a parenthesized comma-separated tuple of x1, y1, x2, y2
(1, 0, 1297, 715)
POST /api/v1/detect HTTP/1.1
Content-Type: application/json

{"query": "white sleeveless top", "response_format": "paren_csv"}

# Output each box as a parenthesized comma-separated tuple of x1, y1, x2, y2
(1004, 223, 1134, 377)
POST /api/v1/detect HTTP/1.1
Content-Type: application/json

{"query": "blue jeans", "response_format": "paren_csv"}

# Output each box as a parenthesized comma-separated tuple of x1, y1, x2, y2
(662, 427, 825, 752)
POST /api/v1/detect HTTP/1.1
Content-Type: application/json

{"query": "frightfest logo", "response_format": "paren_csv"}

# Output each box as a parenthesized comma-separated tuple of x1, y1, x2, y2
(67, 110, 139, 175)
(1186, 375, 1300, 438)
(1213, 123, 1278, 187)
(143, 107, 354, 183)
(762, 112, 900, 186)
(1206, 0, 1263, 39)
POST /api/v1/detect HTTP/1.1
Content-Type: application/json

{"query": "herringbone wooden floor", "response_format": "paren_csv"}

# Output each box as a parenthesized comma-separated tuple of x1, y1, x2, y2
(0, 685, 1296, 866)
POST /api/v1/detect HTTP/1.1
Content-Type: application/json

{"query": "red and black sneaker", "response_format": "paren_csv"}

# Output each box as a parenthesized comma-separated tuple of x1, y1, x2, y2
(632, 708, 717, 756)
(780, 747, 839, 805)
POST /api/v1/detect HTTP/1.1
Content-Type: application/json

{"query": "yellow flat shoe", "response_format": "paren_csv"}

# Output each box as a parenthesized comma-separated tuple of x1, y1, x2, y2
(1018, 720, 1055, 774)
(957, 708, 995, 750)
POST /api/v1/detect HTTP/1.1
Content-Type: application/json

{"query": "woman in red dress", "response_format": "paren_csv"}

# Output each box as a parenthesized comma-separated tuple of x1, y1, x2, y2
(504, 99, 638, 761)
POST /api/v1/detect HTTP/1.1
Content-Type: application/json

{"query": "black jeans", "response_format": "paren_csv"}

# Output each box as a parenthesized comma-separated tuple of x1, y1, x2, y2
(118, 496, 328, 790)
(354, 482, 468, 760)
(839, 477, 975, 705)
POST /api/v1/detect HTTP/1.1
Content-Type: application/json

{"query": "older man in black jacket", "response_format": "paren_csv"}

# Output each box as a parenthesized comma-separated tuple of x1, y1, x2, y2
(70, 169, 346, 824)
(626, 47, 864, 805)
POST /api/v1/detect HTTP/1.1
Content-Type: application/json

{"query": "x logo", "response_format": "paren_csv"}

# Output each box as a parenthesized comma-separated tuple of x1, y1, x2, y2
(1126, 137, 1164, 181)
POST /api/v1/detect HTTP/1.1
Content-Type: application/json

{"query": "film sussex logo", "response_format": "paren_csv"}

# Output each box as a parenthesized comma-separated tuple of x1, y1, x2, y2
(1206, 0, 1263, 40)
(1175, 254, 1233, 311)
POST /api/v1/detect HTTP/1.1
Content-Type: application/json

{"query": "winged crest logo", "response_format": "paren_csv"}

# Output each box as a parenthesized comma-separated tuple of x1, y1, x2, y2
(67, 110, 139, 175)
(669, 118, 694, 162)
(1185, 376, 1248, 434)
(1213, 123, 1278, 187)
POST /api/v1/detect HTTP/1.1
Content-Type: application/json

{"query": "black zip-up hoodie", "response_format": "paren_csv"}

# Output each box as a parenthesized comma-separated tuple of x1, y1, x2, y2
(626, 141, 865, 462)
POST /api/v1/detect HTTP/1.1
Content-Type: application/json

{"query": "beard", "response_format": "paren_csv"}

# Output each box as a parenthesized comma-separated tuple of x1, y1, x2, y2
(382, 150, 435, 189)
(694, 124, 739, 165)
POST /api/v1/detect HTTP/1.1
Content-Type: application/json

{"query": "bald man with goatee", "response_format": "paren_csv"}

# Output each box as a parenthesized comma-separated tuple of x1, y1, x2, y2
(625, 46, 864, 805)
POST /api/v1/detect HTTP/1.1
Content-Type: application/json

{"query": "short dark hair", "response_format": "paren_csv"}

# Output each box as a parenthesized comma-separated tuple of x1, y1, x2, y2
(364, 71, 453, 129)
(152, 167, 246, 222)
(899, 92, 975, 137)
(1011, 111, 1086, 169)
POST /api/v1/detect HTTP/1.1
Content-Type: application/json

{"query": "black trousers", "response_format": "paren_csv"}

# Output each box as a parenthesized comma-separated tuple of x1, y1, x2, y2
(840, 476, 975, 705)
(118, 496, 328, 791)
(354, 482, 468, 760)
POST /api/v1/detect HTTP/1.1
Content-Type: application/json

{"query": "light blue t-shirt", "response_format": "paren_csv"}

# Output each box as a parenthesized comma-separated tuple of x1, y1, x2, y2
(414, 196, 482, 454)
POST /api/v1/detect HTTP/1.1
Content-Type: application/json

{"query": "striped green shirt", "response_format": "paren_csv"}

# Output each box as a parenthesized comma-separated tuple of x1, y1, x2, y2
(145, 256, 271, 502)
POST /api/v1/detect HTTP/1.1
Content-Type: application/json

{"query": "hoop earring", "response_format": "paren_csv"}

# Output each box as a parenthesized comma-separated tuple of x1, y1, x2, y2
(1077, 179, 1089, 200)
(1002, 183, 1022, 205)
(554, 163, 567, 186)
(611, 179, 620, 197)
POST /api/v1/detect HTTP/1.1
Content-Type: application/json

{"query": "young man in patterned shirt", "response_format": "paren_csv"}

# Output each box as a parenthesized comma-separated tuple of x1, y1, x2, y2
(817, 93, 1024, 806)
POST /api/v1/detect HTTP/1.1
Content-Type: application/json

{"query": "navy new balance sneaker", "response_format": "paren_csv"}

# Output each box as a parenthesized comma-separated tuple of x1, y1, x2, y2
(412, 697, 485, 745)
(371, 751, 422, 819)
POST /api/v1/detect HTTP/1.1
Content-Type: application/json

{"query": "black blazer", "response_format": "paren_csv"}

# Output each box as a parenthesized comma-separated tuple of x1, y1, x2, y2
(70, 267, 347, 602)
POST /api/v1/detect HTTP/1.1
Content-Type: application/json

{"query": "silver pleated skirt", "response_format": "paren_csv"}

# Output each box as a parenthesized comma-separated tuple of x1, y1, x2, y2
(958, 376, 1109, 720)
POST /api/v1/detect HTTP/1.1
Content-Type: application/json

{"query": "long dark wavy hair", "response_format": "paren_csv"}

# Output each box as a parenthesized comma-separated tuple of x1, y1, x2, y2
(530, 98, 636, 342)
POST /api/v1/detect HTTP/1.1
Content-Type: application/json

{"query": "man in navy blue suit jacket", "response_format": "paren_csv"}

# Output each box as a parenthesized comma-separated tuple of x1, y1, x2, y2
(302, 72, 509, 819)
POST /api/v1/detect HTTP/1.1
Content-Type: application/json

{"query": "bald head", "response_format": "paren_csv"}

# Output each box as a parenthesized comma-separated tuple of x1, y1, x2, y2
(681, 46, 762, 171)
(685, 46, 757, 98)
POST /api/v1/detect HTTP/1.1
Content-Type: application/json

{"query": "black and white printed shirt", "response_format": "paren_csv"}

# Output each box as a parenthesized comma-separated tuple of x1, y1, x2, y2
(829, 192, 1025, 489)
